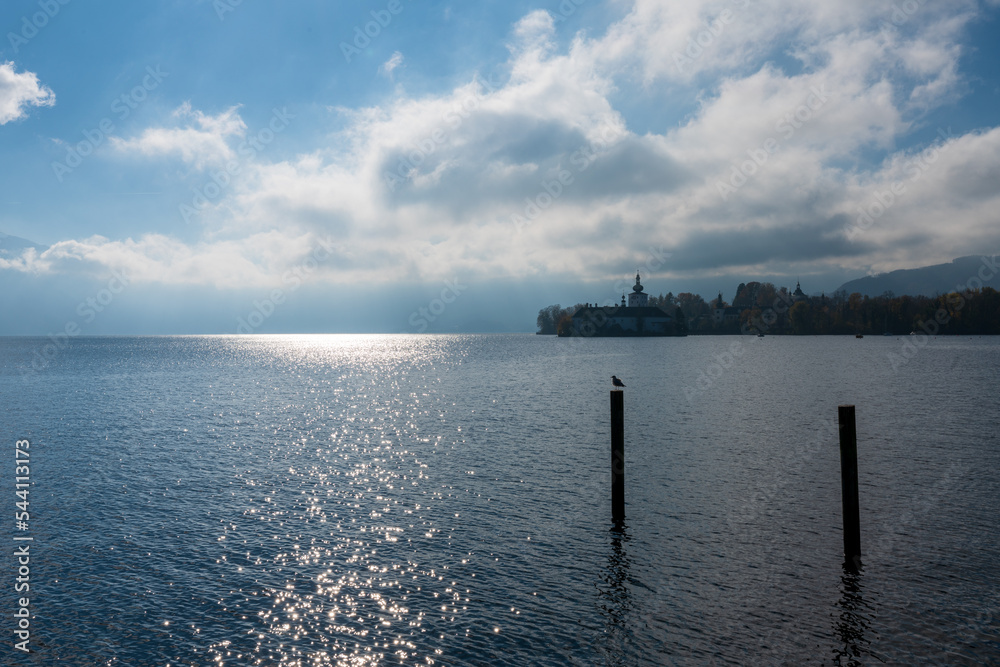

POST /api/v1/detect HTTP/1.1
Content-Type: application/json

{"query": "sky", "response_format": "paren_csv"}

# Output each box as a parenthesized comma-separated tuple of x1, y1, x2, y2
(1, 0, 999, 334)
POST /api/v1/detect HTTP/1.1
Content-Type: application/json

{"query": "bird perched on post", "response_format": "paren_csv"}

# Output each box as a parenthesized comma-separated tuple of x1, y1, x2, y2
(611, 375, 626, 390)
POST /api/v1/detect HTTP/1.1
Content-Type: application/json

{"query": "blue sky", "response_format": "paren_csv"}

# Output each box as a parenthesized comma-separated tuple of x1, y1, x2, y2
(2, 0, 999, 333)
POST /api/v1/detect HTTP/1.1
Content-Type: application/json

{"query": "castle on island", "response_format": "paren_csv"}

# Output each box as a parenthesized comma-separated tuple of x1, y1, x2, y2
(563, 273, 686, 337)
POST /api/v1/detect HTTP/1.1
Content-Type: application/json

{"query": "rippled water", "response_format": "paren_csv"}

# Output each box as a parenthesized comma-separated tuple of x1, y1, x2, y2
(1, 334, 998, 665)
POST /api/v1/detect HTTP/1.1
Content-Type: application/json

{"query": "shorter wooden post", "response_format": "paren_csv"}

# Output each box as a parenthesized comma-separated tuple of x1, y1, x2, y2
(611, 391, 625, 522)
(838, 405, 861, 567)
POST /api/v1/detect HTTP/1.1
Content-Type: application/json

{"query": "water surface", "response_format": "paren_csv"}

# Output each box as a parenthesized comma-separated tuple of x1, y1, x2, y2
(1, 334, 998, 665)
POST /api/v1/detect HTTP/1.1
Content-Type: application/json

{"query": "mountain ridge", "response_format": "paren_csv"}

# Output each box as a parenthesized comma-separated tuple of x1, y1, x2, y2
(0, 232, 45, 258)
(835, 255, 999, 297)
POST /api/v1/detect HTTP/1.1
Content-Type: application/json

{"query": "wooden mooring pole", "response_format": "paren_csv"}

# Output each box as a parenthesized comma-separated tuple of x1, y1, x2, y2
(838, 405, 861, 567)
(611, 391, 625, 522)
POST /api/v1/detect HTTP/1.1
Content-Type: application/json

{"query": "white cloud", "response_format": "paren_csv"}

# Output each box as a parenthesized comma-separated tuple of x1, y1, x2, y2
(379, 51, 404, 79)
(0, 62, 54, 124)
(511, 10, 555, 54)
(3, 231, 349, 290)
(840, 127, 1000, 268)
(111, 102, 246, 168)
(9, 1, 1000, 288)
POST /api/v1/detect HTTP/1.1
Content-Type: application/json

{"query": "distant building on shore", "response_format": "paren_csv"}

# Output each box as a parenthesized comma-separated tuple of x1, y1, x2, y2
(563, 273, 685, 337)
(712, 292, 742, 325)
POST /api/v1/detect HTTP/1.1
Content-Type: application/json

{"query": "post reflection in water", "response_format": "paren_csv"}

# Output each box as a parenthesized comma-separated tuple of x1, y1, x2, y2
(832, 563, 881, 666)
(594, 522, 635, 665)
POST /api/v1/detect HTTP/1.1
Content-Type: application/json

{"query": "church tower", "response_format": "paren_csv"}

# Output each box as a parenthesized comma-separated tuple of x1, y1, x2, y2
(792, 280, 806, 301)
(627, 272, 649, 307)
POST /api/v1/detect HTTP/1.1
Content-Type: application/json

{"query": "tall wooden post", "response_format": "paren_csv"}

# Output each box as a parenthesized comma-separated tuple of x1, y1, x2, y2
(611, 391, 625, 522)
(838, 405, 861, 567)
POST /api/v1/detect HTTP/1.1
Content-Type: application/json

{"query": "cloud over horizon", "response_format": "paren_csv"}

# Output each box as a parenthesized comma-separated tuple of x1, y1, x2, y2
(3, 1, 999, 297)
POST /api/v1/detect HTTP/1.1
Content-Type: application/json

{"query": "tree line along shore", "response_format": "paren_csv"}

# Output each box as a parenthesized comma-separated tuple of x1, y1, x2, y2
(537, 282, 1000, 336)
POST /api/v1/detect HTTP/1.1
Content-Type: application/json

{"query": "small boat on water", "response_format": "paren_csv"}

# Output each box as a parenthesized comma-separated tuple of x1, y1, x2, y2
(855, 333, 864, 338)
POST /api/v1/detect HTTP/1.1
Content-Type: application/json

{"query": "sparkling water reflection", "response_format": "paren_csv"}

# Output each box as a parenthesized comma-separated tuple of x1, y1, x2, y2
(1, 334, 998, 665)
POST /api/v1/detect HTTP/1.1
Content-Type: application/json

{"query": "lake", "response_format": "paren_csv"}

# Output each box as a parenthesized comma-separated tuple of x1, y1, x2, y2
(1, 334, 998, 665)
